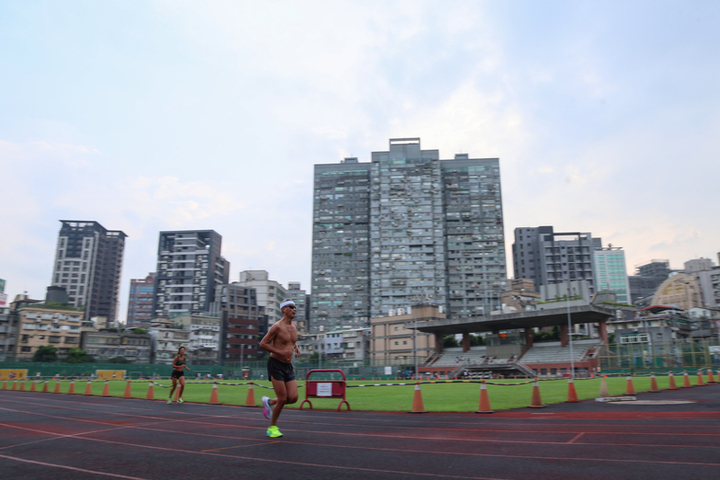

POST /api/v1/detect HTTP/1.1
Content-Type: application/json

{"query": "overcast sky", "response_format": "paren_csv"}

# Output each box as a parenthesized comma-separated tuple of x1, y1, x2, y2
(1, 1, 719, 321)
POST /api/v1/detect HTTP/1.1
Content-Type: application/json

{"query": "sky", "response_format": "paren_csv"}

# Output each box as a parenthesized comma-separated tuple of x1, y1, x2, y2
(1, 1, 719, 322)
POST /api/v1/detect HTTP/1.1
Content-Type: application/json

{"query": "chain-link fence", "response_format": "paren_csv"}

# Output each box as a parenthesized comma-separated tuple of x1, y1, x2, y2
(598, 337, 720, 374)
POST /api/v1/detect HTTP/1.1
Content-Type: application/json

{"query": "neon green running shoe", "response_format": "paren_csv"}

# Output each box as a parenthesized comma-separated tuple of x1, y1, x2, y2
(177, 398, 184, 404)
(167, 398, 172, 404)
(266, 425, 283, 438)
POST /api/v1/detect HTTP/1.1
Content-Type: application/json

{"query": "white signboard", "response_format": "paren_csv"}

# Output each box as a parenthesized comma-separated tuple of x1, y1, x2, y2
(384, 366, 392, 375)
(317, 382, 333, 397)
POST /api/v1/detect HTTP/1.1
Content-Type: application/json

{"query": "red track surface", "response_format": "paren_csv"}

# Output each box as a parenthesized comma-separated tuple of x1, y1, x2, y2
(2, 384, 720, 479)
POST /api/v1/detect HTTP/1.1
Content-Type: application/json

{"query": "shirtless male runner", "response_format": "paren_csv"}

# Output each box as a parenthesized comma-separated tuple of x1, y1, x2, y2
(259, 299, 300, 438)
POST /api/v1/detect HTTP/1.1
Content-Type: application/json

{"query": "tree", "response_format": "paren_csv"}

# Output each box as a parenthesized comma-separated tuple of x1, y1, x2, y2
(66, 348, 94, 363)
(132, 327, 149, 335)
(107, 356, 131, 364)
(32, 345, 58, 362)
(470, 334, 485, 346)
(443, 336, 460, 348)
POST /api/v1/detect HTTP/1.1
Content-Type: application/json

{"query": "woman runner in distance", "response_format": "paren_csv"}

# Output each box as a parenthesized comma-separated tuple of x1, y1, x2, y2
(168, 346, 190, 404)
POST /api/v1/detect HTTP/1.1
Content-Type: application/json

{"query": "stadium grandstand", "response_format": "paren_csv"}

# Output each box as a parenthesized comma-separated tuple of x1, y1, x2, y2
(411, 304, 614, 378)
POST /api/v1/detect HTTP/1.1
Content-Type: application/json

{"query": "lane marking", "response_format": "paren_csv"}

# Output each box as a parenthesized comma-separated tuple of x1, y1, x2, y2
(567, 433, 585, 444)
(3, 393, 720, 436)
(202, 440, 281, 452)
(0, 452, 150, 480)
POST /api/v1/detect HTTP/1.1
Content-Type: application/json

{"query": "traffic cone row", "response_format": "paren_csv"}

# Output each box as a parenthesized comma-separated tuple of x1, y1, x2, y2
(650, 374, 659, 393)
(475, 380, 493, 413)
(625, 376, 635, 395)
(409, 381, 427, 413)
(566, 378, 579, 403)
(244, 382, 256, 407)
(209, 382, 220, 405)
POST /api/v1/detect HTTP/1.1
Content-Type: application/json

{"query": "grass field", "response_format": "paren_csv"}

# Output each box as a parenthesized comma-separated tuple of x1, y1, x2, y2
(3, 373, 711, 412)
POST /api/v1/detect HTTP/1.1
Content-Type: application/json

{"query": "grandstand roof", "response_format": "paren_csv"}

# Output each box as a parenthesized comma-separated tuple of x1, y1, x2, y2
(409, 304, 616, 336)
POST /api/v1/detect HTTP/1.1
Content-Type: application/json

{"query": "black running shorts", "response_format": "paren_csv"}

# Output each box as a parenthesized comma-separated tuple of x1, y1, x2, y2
(267, 357, 295, 383)
(171, 370, 184, 379)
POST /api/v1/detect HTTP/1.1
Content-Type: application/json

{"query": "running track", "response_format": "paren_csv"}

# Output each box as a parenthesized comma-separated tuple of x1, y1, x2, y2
(1, 385, 720, 479)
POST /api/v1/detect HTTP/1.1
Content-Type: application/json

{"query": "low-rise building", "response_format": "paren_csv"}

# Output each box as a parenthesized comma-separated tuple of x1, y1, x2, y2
(15, 305, 84, 361)
(0, 306, 19, 362)
(81, 330, 152, 363)
(151, 317, 191, 365)
(370, 305, 440, 364)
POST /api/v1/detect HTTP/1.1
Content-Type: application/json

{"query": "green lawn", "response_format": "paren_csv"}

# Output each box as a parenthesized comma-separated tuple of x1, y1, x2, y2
(9, 373, 710, 412)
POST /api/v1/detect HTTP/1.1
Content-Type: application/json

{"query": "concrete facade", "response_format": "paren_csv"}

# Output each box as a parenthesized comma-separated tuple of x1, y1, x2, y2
(152, 230, 230, 316)
(51, 220, 127, 322)
(311, 138, 506, 333)
(236, 270, 287, 327)
(512, 226, 599, 296)
(126, 273, 155, 328)
(370, 305, 441, 364)
(15, 305, 85, 361)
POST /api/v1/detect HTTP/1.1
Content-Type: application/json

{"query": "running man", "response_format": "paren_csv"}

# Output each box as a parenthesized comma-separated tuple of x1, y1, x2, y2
(259, 299, 300, 438)
(168, 346, 190, 404)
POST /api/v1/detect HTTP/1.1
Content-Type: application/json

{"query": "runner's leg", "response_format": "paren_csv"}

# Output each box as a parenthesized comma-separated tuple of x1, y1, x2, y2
(285, 380, 299, 405)
(269, 377, 287, 426)
(178, 376, 185, 398)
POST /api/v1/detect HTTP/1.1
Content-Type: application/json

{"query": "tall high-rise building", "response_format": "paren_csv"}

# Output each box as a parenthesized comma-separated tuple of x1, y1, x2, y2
(593, 245, 630, 304)
(512, 226, 599, 295)
(311, 137, 507, 333)
(127, 273, 155, 328)
(152, 230, 229, 316)
(51, 220, 126, 322)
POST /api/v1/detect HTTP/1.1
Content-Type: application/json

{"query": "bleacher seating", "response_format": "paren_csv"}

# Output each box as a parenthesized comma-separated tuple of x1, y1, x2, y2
(519, 340, 600, 365)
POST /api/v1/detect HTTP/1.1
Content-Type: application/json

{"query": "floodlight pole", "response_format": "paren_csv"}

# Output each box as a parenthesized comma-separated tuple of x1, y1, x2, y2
(567, 280, 575, 378)
(414, 316, 418, 380)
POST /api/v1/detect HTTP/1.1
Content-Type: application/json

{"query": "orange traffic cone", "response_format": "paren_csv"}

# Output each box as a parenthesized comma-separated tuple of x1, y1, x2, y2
(683, 371, 692, 388)
(84, 380, 93, 395)
(697, 370, 706, 386)
(668, 372, 678, 390)
(476, 380, 493, 413)
(708, 369, 716, 384)
(649, 374, 659, 393)
(11, 381, 18, 391)
(528, 379, 545, 408)
(30, 380, 37, 392)
(19, 381, 25, 392)
(102, 381, 110, 397)
(145, 382, 154, 400)
(567, 378, 579, 403)
(53, 381, 61, 394)
(123, 381, 132, 398)
(625, 376, 635, 395)
(67, 380, 75, 395)
(209, 382, 220, 405)
(1, 380, 6, 390)
(42, 380, 48, 393)
(409, 381, 427, 413)
(599, 376, 609, 397)
(244, 382, 256, 407)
